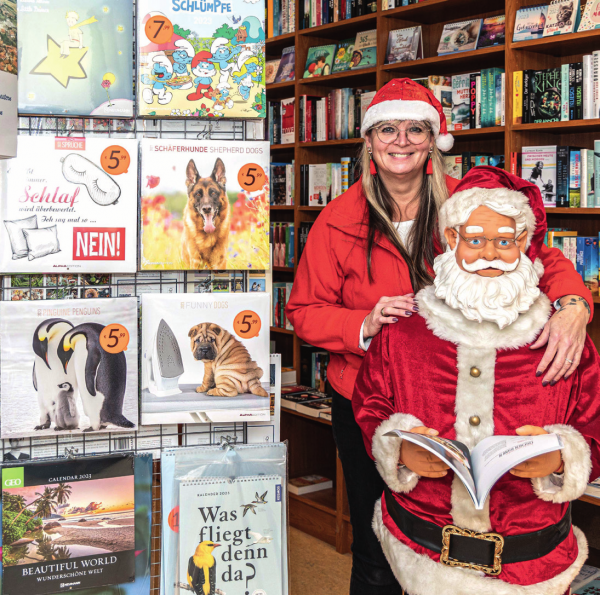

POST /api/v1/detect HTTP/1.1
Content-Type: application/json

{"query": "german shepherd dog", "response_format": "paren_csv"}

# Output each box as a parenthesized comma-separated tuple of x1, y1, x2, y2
(181, 158, 230, 269)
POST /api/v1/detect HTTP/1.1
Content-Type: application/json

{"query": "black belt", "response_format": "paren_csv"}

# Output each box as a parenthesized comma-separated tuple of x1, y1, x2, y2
(384, 487, 571, 575)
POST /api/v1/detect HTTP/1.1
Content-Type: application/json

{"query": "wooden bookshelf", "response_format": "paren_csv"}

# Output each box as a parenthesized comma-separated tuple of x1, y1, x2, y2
(268, 0, 600, 554)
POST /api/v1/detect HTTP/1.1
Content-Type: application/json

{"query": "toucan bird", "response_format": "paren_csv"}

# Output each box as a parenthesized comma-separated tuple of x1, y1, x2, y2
(187, 540, 220, 595)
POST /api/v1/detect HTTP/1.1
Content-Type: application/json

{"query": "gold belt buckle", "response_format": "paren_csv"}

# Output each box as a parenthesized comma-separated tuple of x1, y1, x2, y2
(440, 524, 504, 576)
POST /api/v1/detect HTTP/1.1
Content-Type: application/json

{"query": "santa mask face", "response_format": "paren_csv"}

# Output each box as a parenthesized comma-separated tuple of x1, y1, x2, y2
(443, 206, 528, 277)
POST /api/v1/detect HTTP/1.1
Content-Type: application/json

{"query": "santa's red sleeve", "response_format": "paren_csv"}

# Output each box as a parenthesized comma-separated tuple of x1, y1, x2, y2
(536, 244, 594, 321)
(531, 336, 600, 503)
(352, 326, 423, 493)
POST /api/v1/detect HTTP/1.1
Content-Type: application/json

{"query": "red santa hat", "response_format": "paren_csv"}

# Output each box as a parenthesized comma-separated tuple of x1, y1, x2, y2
(360, 78, 454, 152)
(191, 51, 213, 69)
(439, 166, 547, 262)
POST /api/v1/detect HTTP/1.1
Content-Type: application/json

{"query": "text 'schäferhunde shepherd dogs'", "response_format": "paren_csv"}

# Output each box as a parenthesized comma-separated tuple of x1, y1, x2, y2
(181, 158, 230, 269)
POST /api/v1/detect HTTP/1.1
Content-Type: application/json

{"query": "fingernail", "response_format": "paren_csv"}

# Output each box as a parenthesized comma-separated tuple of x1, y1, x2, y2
(405, 311, 412, 316)
(392, 318, 398, 322)
(550, 380, 556, 386)
(536, 371, 542, 377)
(413, 306, 419, 312)
(542, 381, 549, 387)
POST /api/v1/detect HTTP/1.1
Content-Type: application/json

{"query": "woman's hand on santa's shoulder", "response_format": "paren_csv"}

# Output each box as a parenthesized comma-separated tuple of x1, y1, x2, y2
(363, 293, 417, 342)
(399, 426, 451, 479)
(509, 425, 564, 478)
(529, 294, 590, 385)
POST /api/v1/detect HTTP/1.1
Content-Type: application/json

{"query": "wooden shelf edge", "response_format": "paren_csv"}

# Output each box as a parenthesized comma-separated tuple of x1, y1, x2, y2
(270, 143, 295, 151)
(273, 266, 294, 272)
(510, 29, 600, 52)
(579, 494, 600, 507)
(299, 66, 377, 85)
(298, 206, 326, 211)
(266, 32, 296, 46)
(452, 126, 505, 137)
(298, 12, 377, 36)
(289, 491, 337, 515)
(266, 80, 296, 91)
(546, 208, 600, 214)
(282, 407, 332, 426)
(270, 205, 295, 210)
(513, 119, 600, 133)
(271, 326, 295, 334)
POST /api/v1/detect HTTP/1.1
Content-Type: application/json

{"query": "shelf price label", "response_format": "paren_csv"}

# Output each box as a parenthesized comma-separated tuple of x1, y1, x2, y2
(100, 323, 130, 353)
(144, 15, 173, 45)
(234, 310, 262, 339)
(238, 164, 266, 192)
(100, 145, 131, 175)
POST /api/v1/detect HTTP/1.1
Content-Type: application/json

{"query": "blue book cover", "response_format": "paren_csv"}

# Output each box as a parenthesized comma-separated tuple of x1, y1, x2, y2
(584, 237, 599, 295)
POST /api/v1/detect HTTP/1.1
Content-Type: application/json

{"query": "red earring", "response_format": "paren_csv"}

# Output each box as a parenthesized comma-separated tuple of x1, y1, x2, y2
(368, 148, 377, 174)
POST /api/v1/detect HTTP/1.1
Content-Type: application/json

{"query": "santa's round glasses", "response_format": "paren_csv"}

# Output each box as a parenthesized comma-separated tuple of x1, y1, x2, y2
(457, 232, 518, 250)
(373, 123, 429, 145)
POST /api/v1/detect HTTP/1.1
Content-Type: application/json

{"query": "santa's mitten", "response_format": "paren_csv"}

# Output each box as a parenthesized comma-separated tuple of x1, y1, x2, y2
(372, 413, 423, 493)
(531, 424, 592, 503)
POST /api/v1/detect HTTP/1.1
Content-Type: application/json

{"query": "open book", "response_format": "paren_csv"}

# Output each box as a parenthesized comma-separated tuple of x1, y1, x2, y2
(385, 430, 564, 509)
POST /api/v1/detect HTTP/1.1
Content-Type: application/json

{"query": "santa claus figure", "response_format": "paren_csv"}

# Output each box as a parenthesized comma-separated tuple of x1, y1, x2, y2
(353, 166, 600, 595)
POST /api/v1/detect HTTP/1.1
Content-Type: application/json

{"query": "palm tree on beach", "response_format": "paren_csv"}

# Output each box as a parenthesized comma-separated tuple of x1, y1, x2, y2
(33, 487, 59, 521)
(10, 483, 70, 526)
(53, 482, 72, 506)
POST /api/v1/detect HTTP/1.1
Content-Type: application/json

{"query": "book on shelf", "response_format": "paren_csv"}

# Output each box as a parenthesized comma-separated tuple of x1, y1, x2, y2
(281, 97, 295, 144)
(581, 149, 596, 207)
(595, 141, 600, 206)
(576, 237, 599, 294)
(332, 38, 356, 73)
(303, 45, 336, 78)
(444, 155, 463, 180)
(275, 47, 296, 83)
(289, 475, 333, 495)
(298, 222, 315, 263)
(386, 26, 423, 64)
(437, 19, 482, 55)
(301, 159, 358, 206)
(351, 29, 377, 70)
(269, 101, 281, 143)
(461, 152, 493, 178)
(296, 396, 332, 417)
(531, 68, 562, 123)
(572, 565, 600, 593)
(556, 146, 582, 207)
(271, 223, 295, 267)
(281, 367, 297, 385)
(414, 76, 452, 127)
(513, 71, 524, 124)
(513, 5, 548, 42)
(543, 0, 581, 36)
(266, 59, 281, 84)
(386, 430, 563, 510)
(273, 281, 294, 329)
(479, 68, 505, 128)
(268, 0, 296, 36)
(281, 386, 327, 409)
(451, 74, 473, 130)
(522, 146, 558, 208)
(578, 0, 600, 31)
(270, 162, 294, 205)
(477, 15, 506, 49)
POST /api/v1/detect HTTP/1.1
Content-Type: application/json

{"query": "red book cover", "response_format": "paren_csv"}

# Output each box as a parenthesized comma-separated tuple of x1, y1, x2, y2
(306, 100, 313, 142)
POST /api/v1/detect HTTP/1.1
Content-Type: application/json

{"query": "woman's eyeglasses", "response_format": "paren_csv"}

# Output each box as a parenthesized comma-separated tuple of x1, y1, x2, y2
(373, 123, 430, 145)
(457, 232, 518, 251)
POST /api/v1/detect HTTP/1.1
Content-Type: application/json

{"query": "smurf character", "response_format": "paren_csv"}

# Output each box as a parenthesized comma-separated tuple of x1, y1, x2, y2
(209, 38, 243, 70)
(141, 55, 174, 105)
(170, 39, 194, 90)
(232, 57, 262, 101)
(187, 51, 216, 101)
(213, 86, 234, 112)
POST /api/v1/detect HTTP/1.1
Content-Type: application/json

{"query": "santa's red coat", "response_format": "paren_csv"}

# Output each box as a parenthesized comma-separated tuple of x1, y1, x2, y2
(353, 286, 600, 595)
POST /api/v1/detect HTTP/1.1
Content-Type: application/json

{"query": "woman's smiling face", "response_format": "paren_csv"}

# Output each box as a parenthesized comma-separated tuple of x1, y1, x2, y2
(366, 120, 433, 178)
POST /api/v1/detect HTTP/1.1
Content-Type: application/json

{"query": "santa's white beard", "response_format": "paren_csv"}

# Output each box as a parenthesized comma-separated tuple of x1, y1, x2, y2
(433, 248, 541, 329)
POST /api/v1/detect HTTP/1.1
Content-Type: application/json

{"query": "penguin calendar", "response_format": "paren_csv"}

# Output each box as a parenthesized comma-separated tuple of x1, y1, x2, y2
(0, 297, 138, 439)
(136, 0, 266, 118)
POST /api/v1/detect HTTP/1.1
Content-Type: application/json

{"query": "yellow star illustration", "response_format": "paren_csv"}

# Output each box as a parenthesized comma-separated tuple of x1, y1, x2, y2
(30, 36, 88, 88)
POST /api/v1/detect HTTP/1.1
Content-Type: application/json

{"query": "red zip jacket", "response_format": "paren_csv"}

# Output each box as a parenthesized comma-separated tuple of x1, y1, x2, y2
(285, 175, 594, 400)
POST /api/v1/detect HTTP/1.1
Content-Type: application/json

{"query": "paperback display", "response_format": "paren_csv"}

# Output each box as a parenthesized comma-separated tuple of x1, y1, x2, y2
(265, 59, 280, 84)
(303, 45, 336, 78)
(522, 145, 557, 207)
(0, 0, 17, 159)
(17, 0, 134, 117)
(578, 0, 600, 31)
(0, 297, 139, 438)
(437, 19, 481, 54)
(0, 136, 139, 273)
(386, 27, 423, 64)
(141, 292, 270, 424)
(139, 139, 269, 271)
(543, 0, 580, 36)
(351, 29, 377, 69)
(1, 455, 135, 595)
(332, 38, 356, 73)
(387, 430, 563, 509)
(451, 74, 472, 130)
(274, 47, 295, 83)
(136, 0, 266, 118)
(513, 5, 548, 42)
(477, 15, 505, 48)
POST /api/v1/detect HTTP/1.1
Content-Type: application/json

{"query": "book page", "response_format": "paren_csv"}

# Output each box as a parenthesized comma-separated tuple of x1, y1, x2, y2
(471, 433, 563, 508)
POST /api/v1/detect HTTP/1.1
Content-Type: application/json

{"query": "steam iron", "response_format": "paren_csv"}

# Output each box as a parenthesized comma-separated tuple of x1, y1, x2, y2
(148, 319, 184, 397)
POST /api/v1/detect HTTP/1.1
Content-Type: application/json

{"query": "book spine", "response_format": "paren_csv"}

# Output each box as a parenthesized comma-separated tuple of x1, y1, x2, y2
(481, 69, 488, 128)
(528, 69, 536, 123)
(475, 75, 481, 128)
(583, 54, 593, 120)
(576, 62, 583, 120)
(561, 63, 569, 121)
(595, 140, 600, 207)
(569, 149, 581, 208)
(513, 71, 523, 125)
(499, 72, 505, 126)
(299, 96, 305, 142)
(268, 0, 274, 37)
(522, 70, 530, 124)
(594, 51, 600, 119)
(556, 145, 570, 208)
(469, 73, 477, 129)
(569, 63, 576, 120)
(581, 149, 588, 208)
(290, 0, 295, 32)
(282, 0, 288, 33)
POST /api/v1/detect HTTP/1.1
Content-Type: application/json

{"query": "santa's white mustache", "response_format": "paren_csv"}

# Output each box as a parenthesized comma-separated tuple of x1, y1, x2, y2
(462, 258, 520, 272)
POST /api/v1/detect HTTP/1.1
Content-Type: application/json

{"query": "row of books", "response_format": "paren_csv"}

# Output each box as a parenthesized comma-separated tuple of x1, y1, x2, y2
(301, 345, 330, 392)
(548, 232, 600, 295)
(273, 282, 294, 329)
(267, 0, 296, 37)
(299, 160, 360, 206)
(513, 0, 600, 43)
(301, 0, 376, 29)
(381, 0, 435, 9)
(271, 162, 295, 205)
(281, 385, 332, 419)
(515, 143, 600, 208)
(268, 98, 295, 144)
(444, 154, 505, 180)
(271, 223, 295, 267)
(298, 222, 315, 263)
(300, 89, 375, 142)
(513, 57, 600, 124)
(304, 30, 376, 78)
(266, 47, 296, 84)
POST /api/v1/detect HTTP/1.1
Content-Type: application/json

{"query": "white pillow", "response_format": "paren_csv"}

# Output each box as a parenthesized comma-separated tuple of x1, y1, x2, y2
(22, 226, 61, 260)
(4, 215, 38, 259)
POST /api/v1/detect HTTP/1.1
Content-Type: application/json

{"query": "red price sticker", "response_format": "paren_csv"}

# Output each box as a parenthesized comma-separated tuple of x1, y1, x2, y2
(238, 164, 266, 192)
(233, 310, 262, 339)
(100, 145, 131, 175)
(99, 323, 130, 354)
(168, 506, 179, 533)
(145, 16, 173, 45)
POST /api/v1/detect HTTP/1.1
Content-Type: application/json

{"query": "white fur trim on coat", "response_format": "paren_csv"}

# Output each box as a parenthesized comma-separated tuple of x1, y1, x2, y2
(532, 424, 592, 503)
(439, 187, 537, 251)
(416, 285, 551, 351)
(373, 499, 588, 595)
(372, 413, 424, 493)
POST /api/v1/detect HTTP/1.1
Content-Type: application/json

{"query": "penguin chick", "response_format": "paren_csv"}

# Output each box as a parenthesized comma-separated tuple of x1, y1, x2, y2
(188, 541, 220, 595)
(54, 382, 79, 431)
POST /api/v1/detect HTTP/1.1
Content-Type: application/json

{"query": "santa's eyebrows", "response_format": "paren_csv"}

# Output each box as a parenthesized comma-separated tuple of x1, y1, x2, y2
(498, 226, 515, 233)
(465, 226, 483, 233)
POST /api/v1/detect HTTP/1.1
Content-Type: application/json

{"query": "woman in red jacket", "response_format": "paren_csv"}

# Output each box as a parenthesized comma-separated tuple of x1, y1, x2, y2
(285, 79, 593, 595)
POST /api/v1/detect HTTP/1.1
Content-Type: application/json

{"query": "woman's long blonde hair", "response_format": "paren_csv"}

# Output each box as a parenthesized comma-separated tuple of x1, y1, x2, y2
(360, 121, 449, 291)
